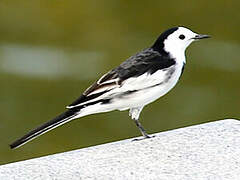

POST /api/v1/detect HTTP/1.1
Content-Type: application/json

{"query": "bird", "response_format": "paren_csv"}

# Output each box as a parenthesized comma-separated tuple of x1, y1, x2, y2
(10, 26, 210, 149)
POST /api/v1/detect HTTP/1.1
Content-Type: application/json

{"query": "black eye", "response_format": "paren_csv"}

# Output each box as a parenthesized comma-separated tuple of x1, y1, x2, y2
(179, 34, 185, 40)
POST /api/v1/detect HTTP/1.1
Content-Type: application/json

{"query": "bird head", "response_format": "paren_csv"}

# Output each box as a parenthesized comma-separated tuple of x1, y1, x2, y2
(152, 26, 210, 56)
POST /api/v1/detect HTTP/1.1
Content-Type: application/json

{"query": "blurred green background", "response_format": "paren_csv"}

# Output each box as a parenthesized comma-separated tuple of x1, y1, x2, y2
(0, 0, 239, 165)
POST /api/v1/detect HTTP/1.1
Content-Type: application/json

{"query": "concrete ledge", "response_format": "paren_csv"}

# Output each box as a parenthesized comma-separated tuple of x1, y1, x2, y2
(1, 119, 240, 179)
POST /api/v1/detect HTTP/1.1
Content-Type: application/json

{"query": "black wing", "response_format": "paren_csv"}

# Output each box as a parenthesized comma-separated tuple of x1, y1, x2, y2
(67, 48, 175, 108)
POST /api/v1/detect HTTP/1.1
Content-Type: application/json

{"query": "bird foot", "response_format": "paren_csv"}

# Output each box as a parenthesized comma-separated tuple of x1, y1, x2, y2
(132, 135, 155, 141)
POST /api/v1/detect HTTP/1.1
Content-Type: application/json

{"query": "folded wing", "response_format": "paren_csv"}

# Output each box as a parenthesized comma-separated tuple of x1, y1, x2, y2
(67, 48, 176, 109)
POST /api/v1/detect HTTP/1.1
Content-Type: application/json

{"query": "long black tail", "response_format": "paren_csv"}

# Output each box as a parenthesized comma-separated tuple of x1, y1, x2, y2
(10, 108, 79, 149)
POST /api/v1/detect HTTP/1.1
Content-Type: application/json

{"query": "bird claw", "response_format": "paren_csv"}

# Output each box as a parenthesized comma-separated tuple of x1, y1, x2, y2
(132, 135, 155, 141)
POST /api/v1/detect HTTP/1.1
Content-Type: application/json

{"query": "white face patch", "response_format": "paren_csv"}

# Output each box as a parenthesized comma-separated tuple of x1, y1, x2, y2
(163, 27, 197, 58)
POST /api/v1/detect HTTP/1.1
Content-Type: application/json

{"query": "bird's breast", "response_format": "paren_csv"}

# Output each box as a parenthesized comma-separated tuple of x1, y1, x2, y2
(160, 62, 184, 90)
(138, 62, 184, 105)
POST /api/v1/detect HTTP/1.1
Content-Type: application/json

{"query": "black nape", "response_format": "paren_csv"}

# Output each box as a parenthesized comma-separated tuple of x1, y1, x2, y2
(152, 27, 178, 55)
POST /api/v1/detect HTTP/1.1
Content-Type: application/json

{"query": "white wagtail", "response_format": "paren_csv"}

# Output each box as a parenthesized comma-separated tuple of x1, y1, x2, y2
(10, 26, 210, 149)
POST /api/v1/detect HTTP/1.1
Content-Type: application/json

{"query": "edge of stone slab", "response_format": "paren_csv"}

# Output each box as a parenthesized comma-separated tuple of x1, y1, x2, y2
(2, 118, 239, 166)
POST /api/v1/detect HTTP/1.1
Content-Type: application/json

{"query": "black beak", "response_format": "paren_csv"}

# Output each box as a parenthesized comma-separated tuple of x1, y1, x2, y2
(193, 34, 211, 40)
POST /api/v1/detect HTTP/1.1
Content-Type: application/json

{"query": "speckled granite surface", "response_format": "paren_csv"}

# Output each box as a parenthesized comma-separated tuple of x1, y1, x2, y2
(1, 119, 240, 180)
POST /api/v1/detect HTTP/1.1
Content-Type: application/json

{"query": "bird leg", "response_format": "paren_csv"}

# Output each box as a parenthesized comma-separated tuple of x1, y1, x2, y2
(133, 119, 151, 138)
(129, 107, 152, 139)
